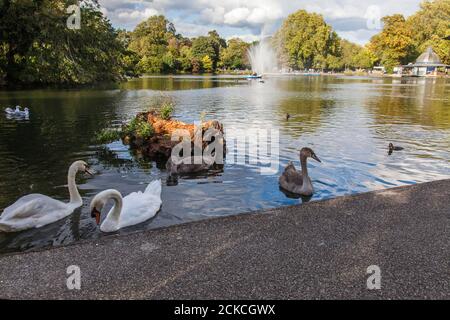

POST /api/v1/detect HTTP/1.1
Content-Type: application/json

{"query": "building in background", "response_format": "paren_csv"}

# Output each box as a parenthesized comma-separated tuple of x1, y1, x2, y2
(400, 47, 449, 77)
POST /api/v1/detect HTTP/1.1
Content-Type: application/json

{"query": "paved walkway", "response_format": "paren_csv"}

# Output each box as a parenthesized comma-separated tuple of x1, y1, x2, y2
(1, 179, 449, 299)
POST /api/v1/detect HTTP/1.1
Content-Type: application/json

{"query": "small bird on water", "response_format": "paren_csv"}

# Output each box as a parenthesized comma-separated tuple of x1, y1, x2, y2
(388, 143, 404, 155)
(286, 113, 291, 121)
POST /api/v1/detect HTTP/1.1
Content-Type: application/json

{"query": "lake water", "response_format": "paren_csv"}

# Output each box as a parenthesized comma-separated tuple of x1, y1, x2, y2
(0, 75, 449, 254)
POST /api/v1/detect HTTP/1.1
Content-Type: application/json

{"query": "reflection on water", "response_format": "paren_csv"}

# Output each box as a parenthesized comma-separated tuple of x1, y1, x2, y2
(0, 75, 449, 254)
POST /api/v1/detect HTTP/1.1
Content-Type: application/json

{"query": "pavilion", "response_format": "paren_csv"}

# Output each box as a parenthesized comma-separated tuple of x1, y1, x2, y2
(400, 46, 449, 77)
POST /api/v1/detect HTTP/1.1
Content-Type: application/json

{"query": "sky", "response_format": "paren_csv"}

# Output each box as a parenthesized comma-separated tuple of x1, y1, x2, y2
(98, 0, 424, 45)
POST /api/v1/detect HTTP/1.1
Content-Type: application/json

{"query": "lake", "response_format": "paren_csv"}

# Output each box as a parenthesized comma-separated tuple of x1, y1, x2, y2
(0, 75, 449, 254)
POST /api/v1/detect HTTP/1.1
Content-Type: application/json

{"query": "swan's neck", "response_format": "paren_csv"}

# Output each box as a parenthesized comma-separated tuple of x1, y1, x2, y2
(107, 191, 123, 222)
(68, 165, 82, 206)
(300, 155, 309, 178)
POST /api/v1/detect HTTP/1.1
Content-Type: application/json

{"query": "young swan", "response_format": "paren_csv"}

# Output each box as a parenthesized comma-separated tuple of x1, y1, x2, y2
(279, 148, 321, 196)
(90, 180, 162, 233)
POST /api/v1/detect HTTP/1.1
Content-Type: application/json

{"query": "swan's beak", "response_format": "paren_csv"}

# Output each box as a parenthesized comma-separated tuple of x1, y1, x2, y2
(91, 208, 101, 225)
(85, 169, 93, 176)
(312, 154, 321, 163)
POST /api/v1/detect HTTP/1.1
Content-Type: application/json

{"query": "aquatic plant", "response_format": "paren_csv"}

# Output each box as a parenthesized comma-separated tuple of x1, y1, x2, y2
(159, 101, 174, 120)
(135, 120, 154, 138)
(95, 129, 122, 144)
(123, 117, 154, 139)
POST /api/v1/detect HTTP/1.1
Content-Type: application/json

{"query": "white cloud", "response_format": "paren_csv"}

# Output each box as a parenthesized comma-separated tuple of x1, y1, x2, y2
(116, 8, 159, 22)
(201, 6, 225, 24)
(226, 34, 261, 43)
(224, 7, 251, 25)
(337, 29, 379, 45)
(98, 0, 423, 44)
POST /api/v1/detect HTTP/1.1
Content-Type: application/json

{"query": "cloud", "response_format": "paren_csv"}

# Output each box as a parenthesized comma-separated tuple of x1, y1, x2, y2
(116, 8, 159, 22)
(337, 29, 379, 45)
(98, 0, 423, 44)
(226, 34, 261, 43)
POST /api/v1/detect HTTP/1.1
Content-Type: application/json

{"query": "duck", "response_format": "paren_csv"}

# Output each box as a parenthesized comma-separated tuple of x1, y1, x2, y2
(0, 161, 92, 233)
(286, 113, 291, 121)
(388, 143, 404, 155)
(90, 180, 162, 233)
(279, 147, 321, 196)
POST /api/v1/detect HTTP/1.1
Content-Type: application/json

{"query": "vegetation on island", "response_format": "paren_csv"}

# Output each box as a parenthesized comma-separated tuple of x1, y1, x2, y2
(95, 95, 175, 144)
(1, 0, 448, 87)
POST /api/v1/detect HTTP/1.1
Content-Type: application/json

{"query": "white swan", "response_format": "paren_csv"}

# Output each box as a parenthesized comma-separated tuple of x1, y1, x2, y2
(90, 180, 162, 233)
(17, 107, 29, 117)
(4, 106, 29, 117)
(0, 161, 92, 233)
(4, 106, 20, 115)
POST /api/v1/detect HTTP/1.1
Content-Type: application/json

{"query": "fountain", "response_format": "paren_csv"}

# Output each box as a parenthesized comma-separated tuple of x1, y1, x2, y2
(247, 38, 277, 75)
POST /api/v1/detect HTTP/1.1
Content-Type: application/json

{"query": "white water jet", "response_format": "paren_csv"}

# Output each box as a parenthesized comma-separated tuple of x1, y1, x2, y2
(247, 38, 278, 75)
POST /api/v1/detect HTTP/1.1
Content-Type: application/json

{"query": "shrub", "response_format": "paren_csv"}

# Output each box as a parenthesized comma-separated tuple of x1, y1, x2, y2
(123, 117, 154, 139)
(160, 101, 174, 120)
(148, 95, 175, 120)
(95, 129, 121, 144)
(135, 121, 154, 139)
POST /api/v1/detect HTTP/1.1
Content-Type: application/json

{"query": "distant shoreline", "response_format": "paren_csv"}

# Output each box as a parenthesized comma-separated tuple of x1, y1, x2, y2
(1, 72, 448, 90)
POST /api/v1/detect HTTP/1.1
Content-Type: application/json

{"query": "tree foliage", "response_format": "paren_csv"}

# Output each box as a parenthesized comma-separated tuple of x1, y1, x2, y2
(273, 10, 341, 70)
(219, 38, 250, 70)
(368, 0, 450, 72)
(0, 0, 127, 86)
(368, 14, 415, 72)
(1, 0, 448, 86)
(408, 0, 450, 64)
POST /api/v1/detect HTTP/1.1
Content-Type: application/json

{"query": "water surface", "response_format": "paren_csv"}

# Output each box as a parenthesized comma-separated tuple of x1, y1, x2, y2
(0, 75, 449, 254)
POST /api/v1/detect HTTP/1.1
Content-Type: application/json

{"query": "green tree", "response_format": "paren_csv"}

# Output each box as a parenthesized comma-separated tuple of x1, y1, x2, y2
(219, 38, 250, 70)
(0, 0, 127, 86)
(340, 39, 375, 70)
(191, 31, 226, 72)
(273, 10, 341, 70)
(129, 15, 176, 73)
(368, 14, 415, 72)
(353, 48, 377, 69)
(201, 55, 213, 72)
(178, 45, 194, 72)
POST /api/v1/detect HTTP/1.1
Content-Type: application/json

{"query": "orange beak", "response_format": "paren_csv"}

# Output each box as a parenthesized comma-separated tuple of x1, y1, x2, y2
(91, 208, 101, 225)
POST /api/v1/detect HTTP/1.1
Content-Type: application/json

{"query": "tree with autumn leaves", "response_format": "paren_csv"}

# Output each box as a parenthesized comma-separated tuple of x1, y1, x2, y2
(369, 0, 450, 72)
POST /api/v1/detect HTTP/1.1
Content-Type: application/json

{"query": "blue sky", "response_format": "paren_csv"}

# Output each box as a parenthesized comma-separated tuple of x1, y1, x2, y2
(98, 0, 423, 45)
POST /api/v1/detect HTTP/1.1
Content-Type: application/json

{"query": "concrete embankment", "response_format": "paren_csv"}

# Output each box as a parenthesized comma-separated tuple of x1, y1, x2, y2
(1, 179, 449, 299)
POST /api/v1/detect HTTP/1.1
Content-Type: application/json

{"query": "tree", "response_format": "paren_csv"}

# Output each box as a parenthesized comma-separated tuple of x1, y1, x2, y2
(201, 55, 213, 72)
(368, 14, 415, 72)
(273, 10, 341, 70)
(219, 38, 250, 70)
(407, 0, 450, 64)
(340, 39, 375, 70)
(353, 48, 377, 69)
(178, 45, 194, 72)
(0, 0, 127, 86)
(191, 31, 226, 72)
(129, 15, 176, 73)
